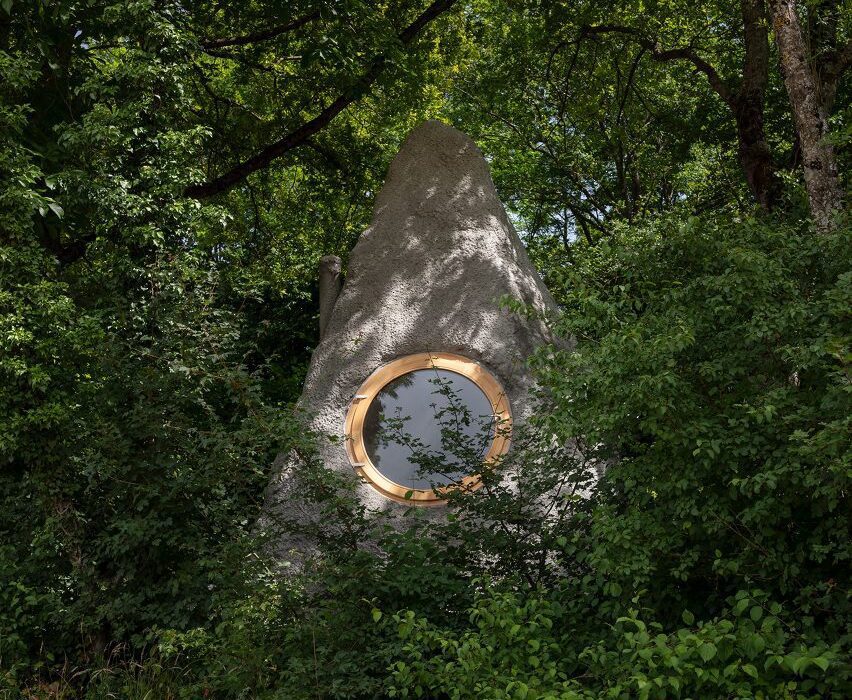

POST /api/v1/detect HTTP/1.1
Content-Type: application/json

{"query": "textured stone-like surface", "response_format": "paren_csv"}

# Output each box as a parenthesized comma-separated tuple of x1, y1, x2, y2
(267, 120, 563, 518)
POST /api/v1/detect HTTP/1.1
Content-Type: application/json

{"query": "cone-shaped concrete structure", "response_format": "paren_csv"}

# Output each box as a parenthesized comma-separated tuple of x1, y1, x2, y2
(268, 120, 563, 514)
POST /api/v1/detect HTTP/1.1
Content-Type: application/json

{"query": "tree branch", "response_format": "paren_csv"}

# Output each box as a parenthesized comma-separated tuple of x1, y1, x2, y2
(304, 138, 348, 173)
(203, 47, 302, 61)
(186, 0, 458, 199)
(201, 10, 319, 50)
(617, 48, 646, 124)
(739, 0, 770, 96)
(824, 38, 852, 79)
(808, 0, 849, 115)
(581, 25, 735, 107)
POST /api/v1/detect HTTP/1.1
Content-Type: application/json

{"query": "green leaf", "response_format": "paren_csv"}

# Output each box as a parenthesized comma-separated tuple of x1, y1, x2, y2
(681, 610, 694, 625)
(742, 663, 758, 679)
(698, 643, 717, 662)
(812, 657, 829, 672)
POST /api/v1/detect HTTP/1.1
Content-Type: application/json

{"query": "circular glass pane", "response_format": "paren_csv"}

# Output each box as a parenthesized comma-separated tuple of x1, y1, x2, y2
(362, 368, 495, 490)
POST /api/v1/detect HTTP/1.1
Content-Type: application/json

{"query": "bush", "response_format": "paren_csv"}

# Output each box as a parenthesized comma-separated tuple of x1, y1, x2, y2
(388, 584, 847, 699)
(537, 213, 851, 631)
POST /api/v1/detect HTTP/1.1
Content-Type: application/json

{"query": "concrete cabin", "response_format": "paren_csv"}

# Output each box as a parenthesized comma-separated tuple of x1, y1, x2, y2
(266, 120, 563, 516)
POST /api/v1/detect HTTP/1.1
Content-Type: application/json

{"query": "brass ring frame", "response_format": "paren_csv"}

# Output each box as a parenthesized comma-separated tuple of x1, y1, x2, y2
(344, 352, 512, 505)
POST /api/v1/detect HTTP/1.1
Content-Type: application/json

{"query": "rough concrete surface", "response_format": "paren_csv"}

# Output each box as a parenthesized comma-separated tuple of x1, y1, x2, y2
(265, 119, 565, 526)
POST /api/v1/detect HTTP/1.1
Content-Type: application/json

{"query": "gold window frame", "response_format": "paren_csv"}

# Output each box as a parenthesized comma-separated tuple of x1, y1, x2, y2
(344, 352, 512, 505)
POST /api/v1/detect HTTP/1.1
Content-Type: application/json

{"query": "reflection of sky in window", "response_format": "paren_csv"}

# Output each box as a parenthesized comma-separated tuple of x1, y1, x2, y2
(363, 369, 495, 489)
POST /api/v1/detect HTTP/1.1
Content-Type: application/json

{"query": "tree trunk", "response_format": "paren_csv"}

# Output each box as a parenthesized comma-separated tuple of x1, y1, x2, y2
(735, 0, 780, 210)
(735, 92, 779, 211)
(768, 0, 844, 230)
(807, 0, 845, 117)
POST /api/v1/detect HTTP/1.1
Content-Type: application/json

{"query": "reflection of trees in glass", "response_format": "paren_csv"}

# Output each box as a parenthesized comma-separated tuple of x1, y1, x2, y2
(381, 372, 416, 398)
(362, 395, 387, 468)
(362, 368, 502, 492)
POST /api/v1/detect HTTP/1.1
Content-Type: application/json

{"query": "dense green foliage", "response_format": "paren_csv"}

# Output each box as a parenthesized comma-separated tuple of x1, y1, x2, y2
(1, 0, 849, 698)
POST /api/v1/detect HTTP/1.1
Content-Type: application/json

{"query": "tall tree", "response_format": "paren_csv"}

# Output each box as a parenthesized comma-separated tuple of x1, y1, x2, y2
(184, 0, 460, 199)
(768, 0, 845, 230)
(807, 0, 850, 117)
(581, 0, 781, 211)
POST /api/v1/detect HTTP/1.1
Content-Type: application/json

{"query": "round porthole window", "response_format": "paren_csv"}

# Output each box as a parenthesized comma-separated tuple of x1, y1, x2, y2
(344, 352, 511, 505)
